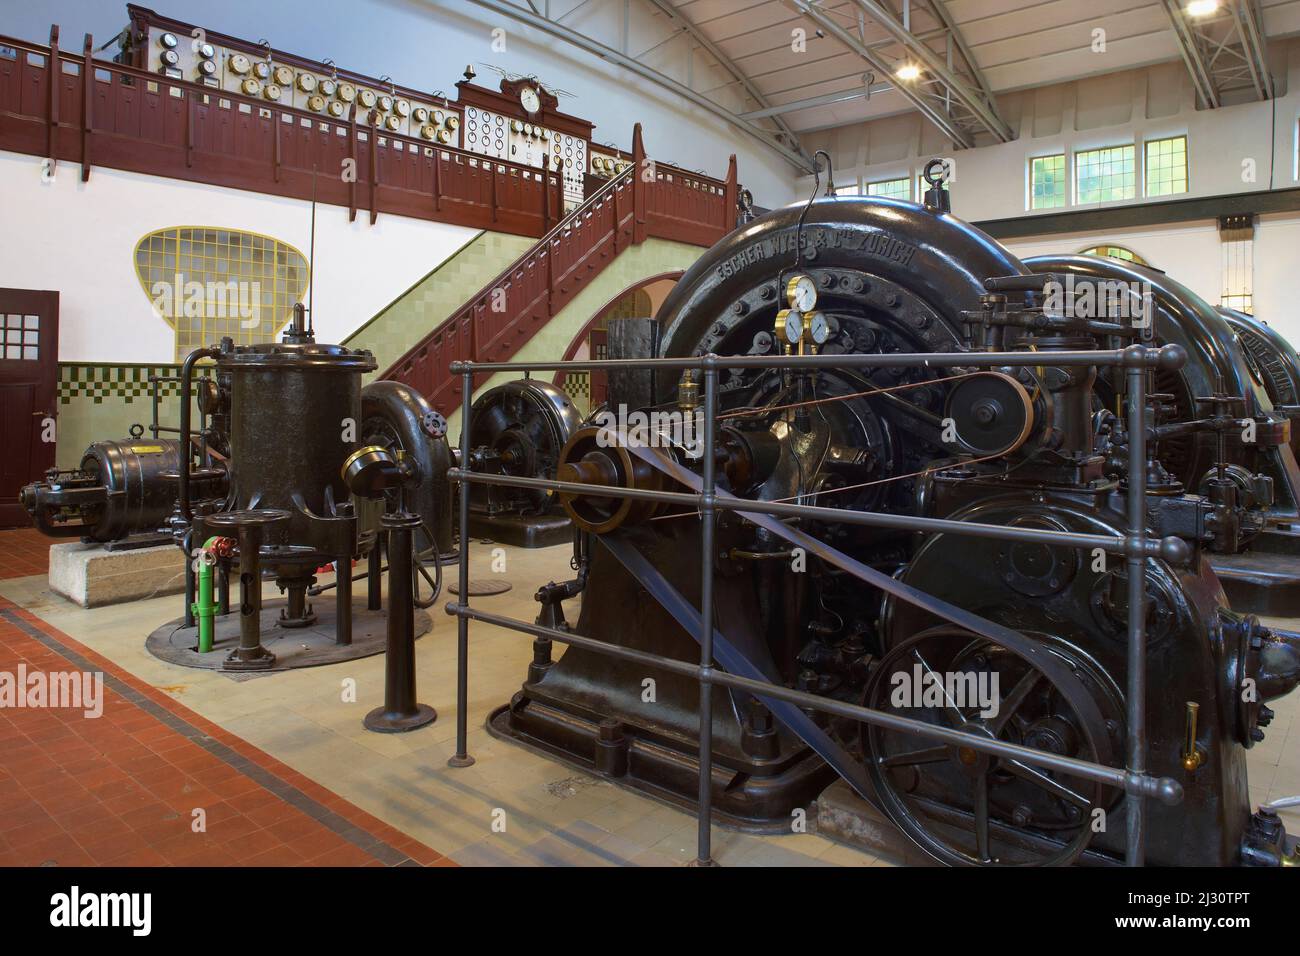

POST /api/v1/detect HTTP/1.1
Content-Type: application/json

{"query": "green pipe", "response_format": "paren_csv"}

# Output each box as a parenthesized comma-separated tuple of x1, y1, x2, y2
(192, 536, 222, 653)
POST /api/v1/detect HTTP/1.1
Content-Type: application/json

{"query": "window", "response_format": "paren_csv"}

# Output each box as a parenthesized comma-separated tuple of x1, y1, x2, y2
(834, 181, 863, 196)
(1075, 145, 1136, 204)
(866, 177, 911, 200)
(1078, 244, 1149, 266)
(1145, 135, 1187, 196)
(1029, 154, 1067, 209)
(916, 174, 950, 201)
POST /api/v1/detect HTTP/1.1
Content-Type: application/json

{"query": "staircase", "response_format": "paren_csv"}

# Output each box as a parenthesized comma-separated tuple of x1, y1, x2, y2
(381, 124, 737, 415)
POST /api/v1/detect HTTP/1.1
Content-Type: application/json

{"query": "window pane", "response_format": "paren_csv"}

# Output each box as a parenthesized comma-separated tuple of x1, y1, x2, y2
(1030, 154, 1066, 209)
(866, 177, 911, 200)
(1145, 136, 1187, 197)
(1075, 145, 1136, 203)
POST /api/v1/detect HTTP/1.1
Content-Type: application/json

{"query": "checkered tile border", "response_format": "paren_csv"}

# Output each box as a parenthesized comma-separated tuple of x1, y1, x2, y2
(58, 364, 184, 406)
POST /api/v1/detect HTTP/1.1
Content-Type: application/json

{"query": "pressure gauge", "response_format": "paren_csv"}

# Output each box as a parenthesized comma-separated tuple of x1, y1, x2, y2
(307, 94, 326, 112)
(437, 128, 451, 144)
(807, 311, 830, 346)
(263, 83, 282, 101)
(776, 309, 804, 346)
(319, 78, 337, 97)
(253, 61, 271, 79)
(445, 114, 459, 130)
(159, 33, 178, 49)
(520, 85, 540, 113)
(337, 82, 356, 102)
(273, 65, 294, 86)
(420, 123, 437, 140)
(160, 49, 180, 67)
(228, 53, 251, 75)
(394, 99, 410, 117)
(197, 43, 215, 59)
(241, 78, 262, 96)
(327, 100, 344, 117)
(385, 115, 401, 131)
(785, 274, 817, 312)
(378, 94, 393, 112)
(412, 107, 428, 123)
(197, 59, 217, 77)
(510, 119, 522, 132)
(296, 72, 317, 92)
(358, 88, 376, 108)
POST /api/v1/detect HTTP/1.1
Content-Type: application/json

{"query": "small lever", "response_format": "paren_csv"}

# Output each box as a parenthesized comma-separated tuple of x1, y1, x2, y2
(1181, 701, 1206, 772)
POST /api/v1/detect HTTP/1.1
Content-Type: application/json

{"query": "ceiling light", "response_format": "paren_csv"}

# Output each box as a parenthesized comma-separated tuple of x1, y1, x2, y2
(1186, 0, 1219, 17)
(895, 64, 921, 82)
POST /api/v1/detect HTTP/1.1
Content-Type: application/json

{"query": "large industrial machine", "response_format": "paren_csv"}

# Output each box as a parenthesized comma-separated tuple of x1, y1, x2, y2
(483, 175, 1300, 866)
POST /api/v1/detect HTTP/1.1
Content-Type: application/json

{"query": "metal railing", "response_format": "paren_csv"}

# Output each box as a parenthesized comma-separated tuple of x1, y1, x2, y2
(442, 343, 1190, 867)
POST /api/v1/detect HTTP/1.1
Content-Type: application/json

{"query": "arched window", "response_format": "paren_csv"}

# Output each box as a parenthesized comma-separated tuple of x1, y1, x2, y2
(1077, 244, 1149, 266)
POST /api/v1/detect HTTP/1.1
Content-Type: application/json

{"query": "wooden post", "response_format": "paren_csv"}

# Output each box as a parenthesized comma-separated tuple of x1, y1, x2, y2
(631, 122, 646, 245)
(369, 110, 379, 225)
(46, 25, 59, 172)
(489, 161, 498, 223)
(184, 87, 194, 168)
(722, 153, 738, 241)
(432, 147, 442, 213)
(80, 33, 92, 182)
(272, 106, 281, 183)
(540, 157, 551, 233)
(347, 102, 358, 222)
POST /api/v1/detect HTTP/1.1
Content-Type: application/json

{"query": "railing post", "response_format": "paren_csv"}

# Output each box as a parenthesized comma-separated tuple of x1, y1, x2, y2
(631, 122, 647, 245)
(722, 153, 738, 239)
(448, 365, 476, 769)
(46, 25, 59, 172)
(692, 361, 719, 867)
(1125, 346, 1149, 866)
(80, 32, 92, 182)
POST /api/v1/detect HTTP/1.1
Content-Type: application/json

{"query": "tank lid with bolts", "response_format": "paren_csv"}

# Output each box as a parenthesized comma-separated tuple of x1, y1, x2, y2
(212, 336, 377, 372)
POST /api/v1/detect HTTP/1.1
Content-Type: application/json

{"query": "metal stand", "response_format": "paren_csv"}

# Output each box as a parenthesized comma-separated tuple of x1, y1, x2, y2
(364, 512, 437, 733)
(205, 509, 290, 672)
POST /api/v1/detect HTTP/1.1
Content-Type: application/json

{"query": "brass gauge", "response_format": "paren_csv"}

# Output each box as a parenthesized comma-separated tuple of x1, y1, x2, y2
(263, 83, 282, 101)
(385, 115, 401, 131)
(412, 107, 428, 123)
(358, 88, 376, 108)
(394, 99, 410, 117)
(327, 100, 344, 117)
(807, 311, 831, 346)
(240, 77, 262, 96)
(253, 61, 271, 79)
(445, 114, 459, 130)
(273, 65, 294, 86)
(775, 309, 804, 347)
(785, 274, 817, 312)
(337, 82, 356, 102)
(420, 124, 437, 140)
(510, 119, 522, 132)
(296, 72, 317, 92)
(319, 78, 337, 97)
(436, 128, 451, 144)
(228, 53, 251, 75)
(378, 94, 393, 112)
(307, 94, 326, 112)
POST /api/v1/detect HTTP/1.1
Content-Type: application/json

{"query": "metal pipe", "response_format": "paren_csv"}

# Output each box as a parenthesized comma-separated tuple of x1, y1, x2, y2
(368, 541, 382, 611)
(1125, 357, 1149, 865)
(335, 556, 352, 646)
(178, 346, 220, 523)
(448, 469, 1188, 563)
(448, 369, 476, 769)
(447, 604, 1182, 804)
(695, 367, 718, 866)
(450, 345, 1185, 374)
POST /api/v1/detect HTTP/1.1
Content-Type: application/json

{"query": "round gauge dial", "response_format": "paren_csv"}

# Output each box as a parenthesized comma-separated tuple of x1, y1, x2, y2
(420, 124, 437, 140)
(808, 311, 830, 345)
(378, 95, 393, 112)
(307, 94, 326, 112)
(197, 43, 215, 59)
(395, 99, 410, 117)
(296, 73, 317, 92)
(159, 33, 178, 49)
(358, 89, 376, 108)
(263, 83, 282, 101)
(228, 54, 251, 75)
(273, 65, 293, 86)
(197, 60, 216, 76)
(445, 115, 459, 130)
(160, 49, 179, 66)
(327, 100, 344, 117)
(319, 79, 337, 97)
(777, 309, 804, 345)
(412, 107, 428, 123)
(241, 78, 261, 96)
(785, 274, 817, 312)
(437, 128, 451, 144)
(510, 119, 522, 132)
(337, 83, 356, 102)
(253, 61, 271, 79)
(520, 86, 541, 113)
(385, 115, 401, 131)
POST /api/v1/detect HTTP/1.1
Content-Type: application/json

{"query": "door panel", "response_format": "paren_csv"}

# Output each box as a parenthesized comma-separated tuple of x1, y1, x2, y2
(0, 289, 59, 528)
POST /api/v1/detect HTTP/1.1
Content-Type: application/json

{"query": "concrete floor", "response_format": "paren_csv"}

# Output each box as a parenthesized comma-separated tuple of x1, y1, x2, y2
(2, 538, 1298, 867)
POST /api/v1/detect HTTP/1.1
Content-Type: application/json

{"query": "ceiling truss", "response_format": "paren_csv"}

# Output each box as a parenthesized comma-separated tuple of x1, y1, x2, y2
(1160, 0, 1274, 109)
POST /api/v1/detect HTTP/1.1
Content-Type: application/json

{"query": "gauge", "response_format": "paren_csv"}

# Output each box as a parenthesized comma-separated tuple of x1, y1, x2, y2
(437, 128, 451, 144)
(327, 100, 344, 117)
(776, 309, 804, 346)
(296, 72, 317, 92)
(785, 274, 817, 312)
(228, 53, 251, 75)
(159, 32, 178, 49)
(253, 61, 271, 79)
(358, 89, 376, 108)
(337, 82, 356, 102)
(510, 119, 522, 132)
(160, 49, 179, 66)
(394, 99, 410, 117)
(307, 94, 326, 112)
(241, 78, 262, 96)
(263, 83, 282, 101)
(446, 114, 459, 129)
(420, 123, 437, 140)
(385, 115, 401, 131)
(808, 311, 830, 345)
(197, 43, 215, 59)
(197, 59, 217, 77)
(319, 78, 337, 97)
(378, 95, 393, 112)
(270, 65, 291, 86)
(412, 107, 428, 123)
(520, 85, 541, 113)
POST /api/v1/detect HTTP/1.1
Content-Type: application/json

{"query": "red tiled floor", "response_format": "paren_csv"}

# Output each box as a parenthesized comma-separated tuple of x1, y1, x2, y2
(0, 598, 455, 868)
(0, 528, 58, 580)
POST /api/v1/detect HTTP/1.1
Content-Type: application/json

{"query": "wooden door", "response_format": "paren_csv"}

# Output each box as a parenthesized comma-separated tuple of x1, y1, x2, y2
(0, 289, 59, 528)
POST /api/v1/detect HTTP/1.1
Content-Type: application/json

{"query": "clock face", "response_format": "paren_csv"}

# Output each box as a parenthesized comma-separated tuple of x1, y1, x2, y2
(520, 86, 541, 113)
(786, 274, 817, 312)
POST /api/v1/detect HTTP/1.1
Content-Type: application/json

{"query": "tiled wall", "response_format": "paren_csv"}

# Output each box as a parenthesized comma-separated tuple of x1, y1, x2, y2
(55, 364, 198, 470)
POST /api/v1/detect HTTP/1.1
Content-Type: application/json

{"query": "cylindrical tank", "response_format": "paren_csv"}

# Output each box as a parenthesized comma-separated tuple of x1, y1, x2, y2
(217, 341, 377, 561)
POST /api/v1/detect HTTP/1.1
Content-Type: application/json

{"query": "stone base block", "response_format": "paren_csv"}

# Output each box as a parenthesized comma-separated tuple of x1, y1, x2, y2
(49, 542, 187, 609)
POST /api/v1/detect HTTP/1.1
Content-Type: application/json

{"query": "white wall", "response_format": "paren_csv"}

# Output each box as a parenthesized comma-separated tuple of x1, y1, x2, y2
(3, 0, 799, 208)
(0, 150, 479, 362)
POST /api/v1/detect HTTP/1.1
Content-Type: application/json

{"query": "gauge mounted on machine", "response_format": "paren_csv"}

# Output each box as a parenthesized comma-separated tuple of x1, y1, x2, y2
(775, 309, 804, 347)
(228, 53, 251, 75)
(806, 311, 831, 346)
(786, 274, 817, 312)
